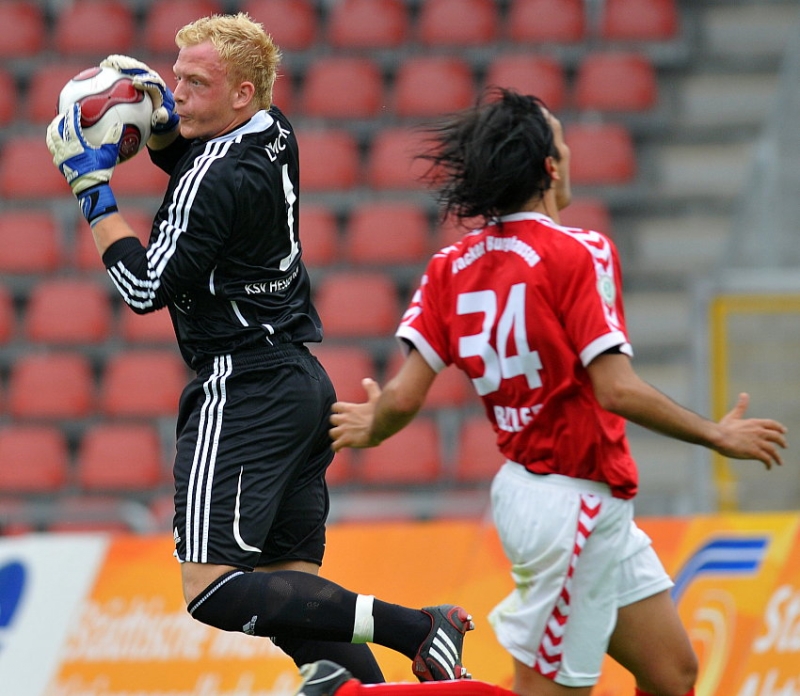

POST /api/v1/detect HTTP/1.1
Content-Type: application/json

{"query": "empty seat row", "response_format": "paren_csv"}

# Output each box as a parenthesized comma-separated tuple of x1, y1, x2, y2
(1, 50, 658, 130)
(295, 51, 659, 119)
(0, 407, 500, 534)
(0, 196, 613, 351)
(295, 122, 636, 192)
(0, 410, 500, 496)
(0, 337, 480, 420)
(0, 278, 175, 345)
(0, 393, 504, 533)
(0, 422, 170, 494)
(0, 194, 612, 282)
(0, 349, 187, 419)
(0, 120, 636, 200)
(0, 207, 154, 275)
(324, 414, 503, 487)
(0, 0, 680, 61)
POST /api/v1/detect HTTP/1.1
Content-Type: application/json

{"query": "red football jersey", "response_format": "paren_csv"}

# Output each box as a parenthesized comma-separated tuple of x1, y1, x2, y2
(397, 212, 638, 498)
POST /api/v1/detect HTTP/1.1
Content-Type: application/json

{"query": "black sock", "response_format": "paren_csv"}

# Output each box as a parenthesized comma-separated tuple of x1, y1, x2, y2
(188, 570, 430, 658)
(188, 570, 355, 640)
(371, 598, 431, 659)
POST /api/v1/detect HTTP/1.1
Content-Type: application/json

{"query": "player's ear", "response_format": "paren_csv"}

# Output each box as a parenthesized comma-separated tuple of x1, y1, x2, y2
(545, 155, 560, 183)
(233, 81, 256, 109)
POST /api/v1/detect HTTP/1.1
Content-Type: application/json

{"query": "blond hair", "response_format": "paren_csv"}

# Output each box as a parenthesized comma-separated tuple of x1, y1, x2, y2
(176, 12, 281, 110)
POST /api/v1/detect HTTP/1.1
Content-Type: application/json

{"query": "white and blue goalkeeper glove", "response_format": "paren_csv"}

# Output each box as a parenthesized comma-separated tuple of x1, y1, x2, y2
(101, 55, 180, 146)
(46, 103, 121, 225)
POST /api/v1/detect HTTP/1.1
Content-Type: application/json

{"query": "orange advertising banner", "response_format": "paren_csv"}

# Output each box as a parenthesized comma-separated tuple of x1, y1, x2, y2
(32, 513, 800, 695)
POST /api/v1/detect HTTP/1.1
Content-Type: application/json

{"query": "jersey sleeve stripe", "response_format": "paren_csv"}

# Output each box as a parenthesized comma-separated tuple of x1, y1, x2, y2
(580, 332, 632, 367)
(395, 325, 448, 373)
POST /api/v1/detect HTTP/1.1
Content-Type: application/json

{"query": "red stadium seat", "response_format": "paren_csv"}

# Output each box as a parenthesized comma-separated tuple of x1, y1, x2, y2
(312, 345, 377, 403)
(455, 415, 503, 483)
(100, 349, 187, 417)
(300, 205, 339, 268)
(112, 151, 171, 197)
(143, 0, 224, 54)
(25, 278, 113, 345)
(314, 272, 400, 338)
(300, 57, 384, 119)
(344, 202, 430, 265)
(7, 352, 95, 419)
(297, 129, 360, 191)
(0, 136, 72, 199)
(358, 418, 442, 484)
(0, 69, 17, 127)
(25, 63, 91, 125)
(573, 52, 658, 113)
(418, 0, 498, 47)
(484, 55, 567, 111)
(327, 0, 409, 49)
(506, 0, 586, 44)
(393, 56, 476, 119)
(567, 122, 637, 185)
(0, 284, 14, 344)
(119, 309, 176, 345)
(385, 351, 476, 409)
(0, 425, 69, 493)
(0, 210, 63, 274)
(54, 0, 136, 56)
(600, 0, 679, 42)
(77, 422, 166, 491)
(559, 198, 613, 236)
(0, 1, 46, 58)
(242, 0, 318, 51)
(364, 127, 431, 191)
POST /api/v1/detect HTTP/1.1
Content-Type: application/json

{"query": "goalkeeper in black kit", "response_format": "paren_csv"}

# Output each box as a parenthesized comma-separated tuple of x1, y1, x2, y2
(45, 11, 473, 685)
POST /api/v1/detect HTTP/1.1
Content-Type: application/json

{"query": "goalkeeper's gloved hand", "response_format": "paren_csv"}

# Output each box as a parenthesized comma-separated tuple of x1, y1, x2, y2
(45, 103, 121, 225)
(101, 54, 180, 147)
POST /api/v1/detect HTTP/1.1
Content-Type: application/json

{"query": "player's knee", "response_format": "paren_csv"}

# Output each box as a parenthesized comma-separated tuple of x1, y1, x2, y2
(186, 569, 254, 633)
(640, 652, 698, 696)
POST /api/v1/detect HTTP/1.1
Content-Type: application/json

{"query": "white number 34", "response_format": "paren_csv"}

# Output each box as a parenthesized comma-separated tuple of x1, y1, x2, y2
(457, 283, 543, 396)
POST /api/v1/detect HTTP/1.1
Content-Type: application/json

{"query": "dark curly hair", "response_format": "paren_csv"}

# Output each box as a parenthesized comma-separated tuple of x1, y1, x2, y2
(416, 88, 558, 227)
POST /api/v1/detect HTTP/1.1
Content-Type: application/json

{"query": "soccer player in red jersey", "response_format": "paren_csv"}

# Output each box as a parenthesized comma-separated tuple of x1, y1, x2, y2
(329, 89, 787, 696)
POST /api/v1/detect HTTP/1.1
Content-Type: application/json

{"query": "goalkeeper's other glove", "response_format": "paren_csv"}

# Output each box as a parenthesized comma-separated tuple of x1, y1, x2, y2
(45, 103, 121, 225)
(101, 54, 180, 147)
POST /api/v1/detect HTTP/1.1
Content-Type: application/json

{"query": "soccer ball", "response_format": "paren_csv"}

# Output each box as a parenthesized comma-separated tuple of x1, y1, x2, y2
(58, 66, 153, 163)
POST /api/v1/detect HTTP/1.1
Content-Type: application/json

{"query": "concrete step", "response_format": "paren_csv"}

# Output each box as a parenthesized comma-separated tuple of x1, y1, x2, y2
(676, 73, 780, 131)
(648, 140, 753, 202)
(624, 290, 692, 352)
(630, 213, 730, 278)
(702, 4, 800, 64)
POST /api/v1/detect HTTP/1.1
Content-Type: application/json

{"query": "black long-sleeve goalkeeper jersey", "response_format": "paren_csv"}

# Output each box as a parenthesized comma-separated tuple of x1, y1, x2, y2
(102, 107, 323, 370)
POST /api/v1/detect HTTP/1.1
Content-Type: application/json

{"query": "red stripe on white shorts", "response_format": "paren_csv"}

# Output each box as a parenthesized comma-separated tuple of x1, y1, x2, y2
(534, 493, 602, 678)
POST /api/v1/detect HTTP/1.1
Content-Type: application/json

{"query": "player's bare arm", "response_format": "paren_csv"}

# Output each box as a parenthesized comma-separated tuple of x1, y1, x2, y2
(330, 350, 436, 451)
(90, 213, 138, 255)
(587, 352, 787, 469)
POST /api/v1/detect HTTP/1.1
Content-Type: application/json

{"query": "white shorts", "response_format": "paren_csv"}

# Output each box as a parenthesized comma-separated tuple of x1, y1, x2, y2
(488, 462, 673, 688)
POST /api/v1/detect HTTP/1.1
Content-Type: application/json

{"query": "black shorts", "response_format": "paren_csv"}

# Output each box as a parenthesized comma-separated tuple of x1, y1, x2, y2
(172, 344, 336, 570)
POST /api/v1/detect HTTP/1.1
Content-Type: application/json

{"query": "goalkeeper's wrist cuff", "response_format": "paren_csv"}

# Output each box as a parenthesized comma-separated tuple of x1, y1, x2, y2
(77, 184, 118, 225)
